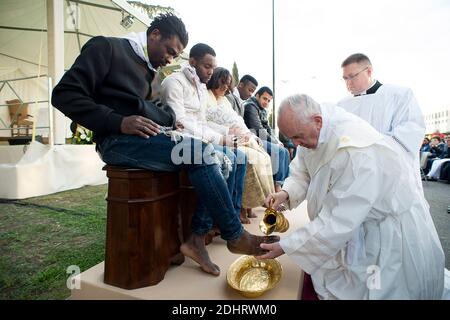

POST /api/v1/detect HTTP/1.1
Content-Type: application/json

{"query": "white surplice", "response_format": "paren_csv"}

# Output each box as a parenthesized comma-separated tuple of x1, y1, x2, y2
(280, 104, 444, 299)
(337, 84, 426, 157)
(338, 83, 427, 206)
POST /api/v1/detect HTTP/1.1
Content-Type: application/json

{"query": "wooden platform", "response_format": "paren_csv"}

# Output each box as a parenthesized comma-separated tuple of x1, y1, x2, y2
(70, 203, 310, 300)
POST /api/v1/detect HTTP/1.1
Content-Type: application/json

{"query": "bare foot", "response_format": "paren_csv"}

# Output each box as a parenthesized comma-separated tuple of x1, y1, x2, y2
(227, 230, 280, 256)
(274, 184, 282, 192)
(246, 208, 257, 218)
(240, 208, 251, 224)
(180, 234, 220, 276)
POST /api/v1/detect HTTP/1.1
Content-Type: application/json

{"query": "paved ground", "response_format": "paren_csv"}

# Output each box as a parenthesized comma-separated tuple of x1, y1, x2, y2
(422, 180, 450, 268)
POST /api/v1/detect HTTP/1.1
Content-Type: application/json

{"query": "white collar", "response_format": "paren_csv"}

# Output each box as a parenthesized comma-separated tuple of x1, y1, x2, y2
(123, 31, 157, 72)
(233, 87, 244, 104)
(356, 79, 377, 96)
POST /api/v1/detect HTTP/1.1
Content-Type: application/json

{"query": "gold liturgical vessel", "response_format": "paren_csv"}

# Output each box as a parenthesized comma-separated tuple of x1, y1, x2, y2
(227, 255, 282, 298)
(227, 200, 288, 298)
(259, 200, 289, 235)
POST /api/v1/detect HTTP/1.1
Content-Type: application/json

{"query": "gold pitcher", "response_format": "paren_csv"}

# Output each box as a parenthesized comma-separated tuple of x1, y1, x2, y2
(259, 199, 289, 235)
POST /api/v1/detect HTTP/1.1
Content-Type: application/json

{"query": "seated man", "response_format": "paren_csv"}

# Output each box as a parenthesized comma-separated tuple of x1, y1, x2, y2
(258, 94, 445, 299)
(243, 86, 290, 191)
(226, 74, 258, 117)
(420, 137, 431, 153)
(51, 13, 278, 277)
(424, 136, 446, 174)
(160, 43, 247, 226)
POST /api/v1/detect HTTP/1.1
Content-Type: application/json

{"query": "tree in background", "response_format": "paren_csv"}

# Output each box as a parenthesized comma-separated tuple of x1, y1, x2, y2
(268, 111, 274, 129)
(127, 1, 174, 18)
(232, 61, 239, 87)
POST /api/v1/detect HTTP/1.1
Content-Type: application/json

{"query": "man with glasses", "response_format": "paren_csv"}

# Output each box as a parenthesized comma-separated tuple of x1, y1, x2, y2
(338, 53, 425, 159)
(337, 53, 426, 191)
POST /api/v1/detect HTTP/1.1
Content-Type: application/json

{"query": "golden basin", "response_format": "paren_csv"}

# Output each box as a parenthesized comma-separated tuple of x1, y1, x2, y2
(227, 255, 282, 298)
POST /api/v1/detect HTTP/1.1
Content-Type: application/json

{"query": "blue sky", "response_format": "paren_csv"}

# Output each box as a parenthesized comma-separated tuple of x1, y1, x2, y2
(147, 0, 450, 115)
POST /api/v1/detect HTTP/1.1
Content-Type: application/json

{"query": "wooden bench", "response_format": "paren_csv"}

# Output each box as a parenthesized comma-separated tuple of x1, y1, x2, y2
(103, 166, 197, 290)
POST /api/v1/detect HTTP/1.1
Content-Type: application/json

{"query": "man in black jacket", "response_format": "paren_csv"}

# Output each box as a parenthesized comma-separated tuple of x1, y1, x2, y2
(51, 13, 278, 277)
(243, 87, 290, 192)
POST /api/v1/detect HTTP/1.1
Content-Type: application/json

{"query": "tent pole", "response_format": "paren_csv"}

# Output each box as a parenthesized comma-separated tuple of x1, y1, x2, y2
(272, 0, 276, 133)
(48, 77, 54, 146)
(47, 0, 66, 144)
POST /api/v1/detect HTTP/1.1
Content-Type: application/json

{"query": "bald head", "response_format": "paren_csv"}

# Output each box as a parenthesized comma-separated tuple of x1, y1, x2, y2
(277, 94, 323, 149)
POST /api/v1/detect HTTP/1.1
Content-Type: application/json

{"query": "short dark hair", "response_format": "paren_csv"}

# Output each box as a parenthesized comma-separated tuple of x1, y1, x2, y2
(431, 136, 441, 142)
(240, 74, 258, 87)
(341, 53, 372, 68)
(207, 67, 231, 90)
(256, 86, 273, 97)
(189, 43, 216, 60)
(147, 13, 189, 48)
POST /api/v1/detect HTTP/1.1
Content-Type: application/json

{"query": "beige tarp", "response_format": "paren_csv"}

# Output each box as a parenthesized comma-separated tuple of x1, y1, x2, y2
(0, 141, 106, 199)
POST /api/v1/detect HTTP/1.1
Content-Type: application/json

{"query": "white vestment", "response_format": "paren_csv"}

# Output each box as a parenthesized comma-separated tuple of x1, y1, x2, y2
(280, 104, 444, 299)
(338, 83, 426, 205)
(337, 84, 425, 157)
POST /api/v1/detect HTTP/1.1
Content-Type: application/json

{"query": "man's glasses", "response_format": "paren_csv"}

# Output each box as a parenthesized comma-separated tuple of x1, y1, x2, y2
(342, 66, 368, 82)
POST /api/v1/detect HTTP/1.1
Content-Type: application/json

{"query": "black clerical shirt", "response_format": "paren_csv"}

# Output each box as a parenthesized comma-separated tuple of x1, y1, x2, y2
(354, 80, 383, 97)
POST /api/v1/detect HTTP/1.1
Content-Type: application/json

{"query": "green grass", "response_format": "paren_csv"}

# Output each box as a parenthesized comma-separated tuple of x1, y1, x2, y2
(0, 184, 108, 300)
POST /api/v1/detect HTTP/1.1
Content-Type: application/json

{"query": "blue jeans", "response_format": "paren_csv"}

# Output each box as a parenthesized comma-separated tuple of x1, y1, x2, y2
(261, 140, 290, 186)
(188, 144, 247, 233)
(98, 133, 243, 240)
(213, 145, 246, 215)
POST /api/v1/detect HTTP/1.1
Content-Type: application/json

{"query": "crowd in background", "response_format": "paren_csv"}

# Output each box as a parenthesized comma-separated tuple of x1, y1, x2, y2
(420, 130, 450, 181)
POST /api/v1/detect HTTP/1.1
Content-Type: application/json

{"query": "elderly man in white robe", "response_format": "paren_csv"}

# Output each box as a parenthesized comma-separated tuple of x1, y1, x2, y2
(337, 53, 425, 190)
(258, 94, 445, 300)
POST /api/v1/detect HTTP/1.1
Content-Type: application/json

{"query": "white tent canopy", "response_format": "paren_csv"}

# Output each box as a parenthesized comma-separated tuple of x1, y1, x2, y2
(0, 0, 155, 199)
(0, 0, 150, 140)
